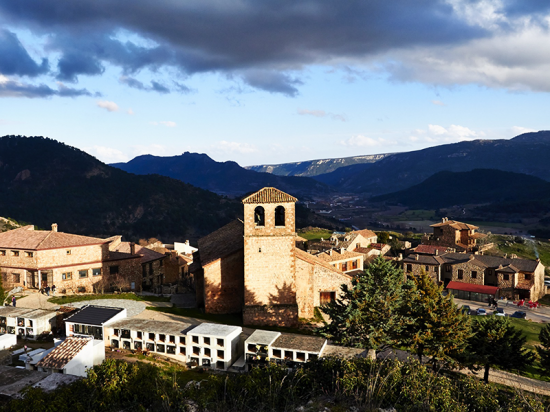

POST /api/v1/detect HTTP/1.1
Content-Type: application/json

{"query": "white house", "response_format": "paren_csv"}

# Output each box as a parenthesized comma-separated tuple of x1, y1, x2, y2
(105, 318, 193, 359)
(36, 336, 105, 377)
(65, 305, 127, 340)
(185, 323, 242, 371)
(0, 307, 57, 339)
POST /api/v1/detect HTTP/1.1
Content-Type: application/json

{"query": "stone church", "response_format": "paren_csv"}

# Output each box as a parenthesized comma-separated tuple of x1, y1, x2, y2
(191, 187, 352, 327)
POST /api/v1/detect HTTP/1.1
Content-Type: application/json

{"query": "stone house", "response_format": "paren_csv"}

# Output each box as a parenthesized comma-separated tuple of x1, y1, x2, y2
(402, 252, 545, 301)
(308, 229, 377, 254)
(0, 225, 142, 294)
(314, 249, 364, 276)
(191, 187, 352, 327)
(421, 218, 487, 252)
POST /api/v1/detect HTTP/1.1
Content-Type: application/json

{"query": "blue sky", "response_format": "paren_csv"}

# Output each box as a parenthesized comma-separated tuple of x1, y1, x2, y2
(0, 1, 549, 166)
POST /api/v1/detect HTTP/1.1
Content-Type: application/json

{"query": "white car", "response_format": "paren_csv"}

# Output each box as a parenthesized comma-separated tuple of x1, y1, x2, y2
(494, 308, 505, 316)
(476, 308, 487, 316)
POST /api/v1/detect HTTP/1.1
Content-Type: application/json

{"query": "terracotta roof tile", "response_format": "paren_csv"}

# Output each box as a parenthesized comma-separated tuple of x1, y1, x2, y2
(430, 220, 478, 230)
(295, 248, 350, 277)
(197, 219, 244, 267)
(352, 229, 377, 239)
(242, 187, 297, 204)
(37, 337, 91, 370)
(414, 245, 450, 255)
(0, 226, 108, 250)
(315, 249, 363, 263)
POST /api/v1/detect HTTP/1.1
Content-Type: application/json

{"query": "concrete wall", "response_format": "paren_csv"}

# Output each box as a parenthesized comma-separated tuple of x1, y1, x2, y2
(0, 334, 16, 350)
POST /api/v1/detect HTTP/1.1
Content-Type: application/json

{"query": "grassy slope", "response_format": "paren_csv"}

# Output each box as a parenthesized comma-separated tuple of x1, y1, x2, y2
(48, 293, 171, 304)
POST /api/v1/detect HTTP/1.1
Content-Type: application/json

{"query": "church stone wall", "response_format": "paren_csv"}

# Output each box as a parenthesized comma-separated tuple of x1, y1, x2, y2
(203, 250, 244, 314)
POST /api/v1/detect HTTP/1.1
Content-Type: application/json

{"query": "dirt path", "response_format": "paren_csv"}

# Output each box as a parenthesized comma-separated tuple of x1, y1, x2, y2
(15, 292, 58, 310)
(461, 368, 550, 396)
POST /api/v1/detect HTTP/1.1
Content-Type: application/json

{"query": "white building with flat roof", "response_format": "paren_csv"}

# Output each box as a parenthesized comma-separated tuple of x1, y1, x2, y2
(187, 323, 242, 370)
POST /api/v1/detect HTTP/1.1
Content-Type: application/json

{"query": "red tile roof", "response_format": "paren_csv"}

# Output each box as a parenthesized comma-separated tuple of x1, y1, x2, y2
(446, 281, 498, 295)
(37, 337, 91, 370)
(0, 226, 108, 250)
(414, 245, 450, 255)
(352, 229, 377, 239)
(430, 220, 478, 230)
(242, 187, 297, 204)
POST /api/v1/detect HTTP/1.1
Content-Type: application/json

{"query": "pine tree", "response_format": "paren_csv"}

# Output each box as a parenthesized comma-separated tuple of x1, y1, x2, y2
(469, 316, 534, 383)
(536, 323, 550, 375)
(401, 270, 472, 368)
(317, 256, 407, 352)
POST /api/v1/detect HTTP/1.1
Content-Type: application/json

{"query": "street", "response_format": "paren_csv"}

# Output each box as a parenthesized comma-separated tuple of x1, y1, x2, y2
(452, 297, 550, 323)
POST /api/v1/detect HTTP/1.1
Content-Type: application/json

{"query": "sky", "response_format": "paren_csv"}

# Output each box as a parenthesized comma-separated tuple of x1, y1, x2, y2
(0, 1, 549, 167)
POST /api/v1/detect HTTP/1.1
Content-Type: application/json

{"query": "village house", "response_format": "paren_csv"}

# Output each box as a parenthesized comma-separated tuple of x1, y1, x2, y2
(0, 225, 143, 294)
(307, 229, 377, 254)
(421, 218, 488, 252)
(314, 249, 364, 276)
(191, 187, 352, 327)
(402, 252, 545, 302)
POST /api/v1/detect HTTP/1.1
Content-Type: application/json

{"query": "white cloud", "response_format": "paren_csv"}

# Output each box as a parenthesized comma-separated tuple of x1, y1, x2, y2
(410, 124, 485, 143)
(431, 100, 445, 106)
(127, 108, 134, 115)
(216, 141, 258, 154)
(149, 121, 176, 127)
(297, 108, 346, 121)
(341, 135, 397, 147)
(511, 126, 536, 135)
(96, 100, 119, 112)
(85, 145, 128, 163)
(0, 74, 9, 85)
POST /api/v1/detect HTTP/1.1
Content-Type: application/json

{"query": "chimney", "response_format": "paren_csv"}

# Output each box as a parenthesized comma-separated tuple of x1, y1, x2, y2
(435, 249, 439, 256)
(415, 254, 419, 261)
(398, 253, 403, 260)
(130, 242, 136, 255)
(328, 249, 332, 256)
(51, 223, 58, 232)
(504, 253, 507, 259)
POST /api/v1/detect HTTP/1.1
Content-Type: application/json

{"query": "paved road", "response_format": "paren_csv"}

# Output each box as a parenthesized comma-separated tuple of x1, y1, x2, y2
(453, 297, 550, 322)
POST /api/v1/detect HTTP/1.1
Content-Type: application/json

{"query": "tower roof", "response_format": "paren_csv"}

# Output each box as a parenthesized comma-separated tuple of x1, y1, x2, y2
(242, 187, 297, 204)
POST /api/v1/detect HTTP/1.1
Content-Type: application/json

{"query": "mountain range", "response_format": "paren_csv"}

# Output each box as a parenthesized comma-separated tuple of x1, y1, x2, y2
(246, 153, 392, 177)
(0, 136, 341, 242)
(112, 152, 332, 198)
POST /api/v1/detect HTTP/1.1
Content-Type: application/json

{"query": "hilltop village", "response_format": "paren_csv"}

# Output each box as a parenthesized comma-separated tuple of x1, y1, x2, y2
(0, 186, 548, 400)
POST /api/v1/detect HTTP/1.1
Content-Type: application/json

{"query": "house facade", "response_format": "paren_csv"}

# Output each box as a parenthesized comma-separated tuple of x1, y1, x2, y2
(421, 218, 487, 252)
(192, 187, 352, 327)
(0, 225, 142, 294)
(402, 252, 545, 301)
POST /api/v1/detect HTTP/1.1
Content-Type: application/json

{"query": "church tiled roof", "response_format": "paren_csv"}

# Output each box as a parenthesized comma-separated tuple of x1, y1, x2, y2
(242, 187, 297, 204)
(197, 219, 244, 267)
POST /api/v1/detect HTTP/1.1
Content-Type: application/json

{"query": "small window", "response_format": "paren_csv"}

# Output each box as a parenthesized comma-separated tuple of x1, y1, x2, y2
(180, 336, 186, 345)
(146, 342, 155, 351)
(62, 272, 72, 280)
(156, 344, 165, 353)
(471, 271, 477, 279)
(12, 251, 19, 257)
(0, 250, 5, 256)
(169, 335, 175, 343)
(275, 206, 285, 226)
(204, 337, 210, 345)
(457, 269, 464, 280)
(525, 274, 532, 281)
(216, 361, 225, 370)
(121, 329, 131, 339)
(159, 334, 166, 342)
(284, 350, 293, 360)
(217, 350, 224, 359)
(204, 347, 211, 357)
(134, 341, 142, 350)
(137, 331, 142, 339)
(434, 266, 438, 272)
(254, 206, 265, 227)
(92, 268, 101, 276)
(179, 346, 186, 355)
(167, 345, 176, 354)
(503, 274, 510, 281)
(79, 270, 88, 278)
(13, 273, 20, 283)
(425, 266, 429, 272)
(192, 335, 199, 344)
(406, 264, 412, 273)
(193, 346, 200, 356)
(446, 265, 451, 272)
(247, 344, 256, 352)
(66, 250, 71, 255)
(272, 349, 282, 358)
(25, 251, 33, 258)
(148, 333, 155, 341)
(109, 266, 119, 275)
(217, 338, 224, 347)
(296, 352, 306, 362)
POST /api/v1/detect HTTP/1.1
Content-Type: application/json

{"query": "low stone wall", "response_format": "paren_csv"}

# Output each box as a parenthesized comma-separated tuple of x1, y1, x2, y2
(243, 304, 298, 327)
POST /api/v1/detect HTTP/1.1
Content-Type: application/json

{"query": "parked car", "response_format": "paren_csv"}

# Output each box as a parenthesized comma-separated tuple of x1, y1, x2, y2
(494, 308, 505, 317)
(461, 305, 471, 315)
(476, 308, 487, 316)
(544, 280, 550, 287)
(510, 311, 527, 319)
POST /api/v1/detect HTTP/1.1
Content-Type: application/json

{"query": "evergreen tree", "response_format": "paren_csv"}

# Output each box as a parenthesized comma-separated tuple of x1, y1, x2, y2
(317, 256, 407, 352)
(401, 271, 472, 368)
(536, 323, 550, 375)
(469, 316, 534, 383)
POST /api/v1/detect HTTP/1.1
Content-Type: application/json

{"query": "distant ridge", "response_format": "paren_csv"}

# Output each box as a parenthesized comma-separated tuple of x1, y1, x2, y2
(112, 152, 333, 198)
(246, 153, 393, 177)
(314, 130, 550, 195)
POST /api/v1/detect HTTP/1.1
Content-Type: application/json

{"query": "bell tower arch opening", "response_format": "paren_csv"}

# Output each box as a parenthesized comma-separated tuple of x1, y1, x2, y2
(275, 206, 285, 227)
(254, 206, 265, 227)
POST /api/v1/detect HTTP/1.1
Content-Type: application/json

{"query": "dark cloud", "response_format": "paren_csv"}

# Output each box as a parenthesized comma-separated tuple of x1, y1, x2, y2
(120, 76, 171, 93)
(0, 78, 91, 98)
(0, 29, 49, 76)
(0, 0, 491, 95)
(173, 81, 192, 94)
(56, 52, 104, 82)
(241, 70, 302, 97)
(501, 0, 550, 16)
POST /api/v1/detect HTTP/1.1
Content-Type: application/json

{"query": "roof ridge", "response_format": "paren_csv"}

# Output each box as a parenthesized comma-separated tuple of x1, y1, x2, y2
(36, 230, 54, 249)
